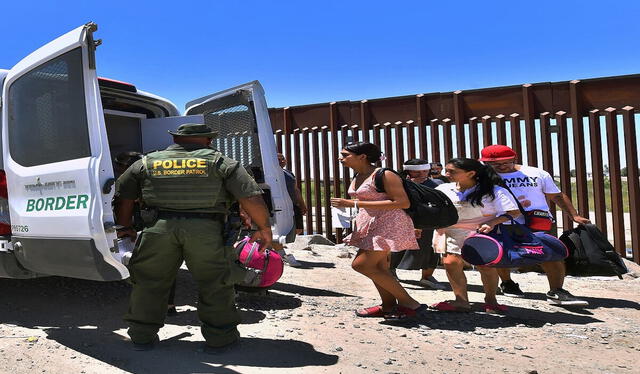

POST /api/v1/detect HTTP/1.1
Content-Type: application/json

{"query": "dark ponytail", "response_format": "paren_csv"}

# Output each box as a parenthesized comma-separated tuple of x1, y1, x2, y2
(343, 142, 382, 164)
(446, 158, 505, 207)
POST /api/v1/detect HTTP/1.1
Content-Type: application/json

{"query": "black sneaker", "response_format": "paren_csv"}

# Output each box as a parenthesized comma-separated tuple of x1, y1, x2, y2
(132, 335, 159, 351)
(546, 288, 589, 307)
(499, 280, 525, 298)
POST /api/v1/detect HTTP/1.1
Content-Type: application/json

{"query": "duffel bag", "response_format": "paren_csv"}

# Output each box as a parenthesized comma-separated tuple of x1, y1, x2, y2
(461, 215, 568, 267)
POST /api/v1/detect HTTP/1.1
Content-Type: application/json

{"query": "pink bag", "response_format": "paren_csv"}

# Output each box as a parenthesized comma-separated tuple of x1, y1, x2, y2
(235, 237, 284, 288)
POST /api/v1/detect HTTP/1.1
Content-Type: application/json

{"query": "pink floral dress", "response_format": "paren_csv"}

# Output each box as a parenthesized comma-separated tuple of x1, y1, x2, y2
(344, 173, 418, 252)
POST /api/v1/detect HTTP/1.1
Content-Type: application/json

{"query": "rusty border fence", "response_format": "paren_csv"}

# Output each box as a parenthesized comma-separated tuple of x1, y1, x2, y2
(269, 74, 640, 264)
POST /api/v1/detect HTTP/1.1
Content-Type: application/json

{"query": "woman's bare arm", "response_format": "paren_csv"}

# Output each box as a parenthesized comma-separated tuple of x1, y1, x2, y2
(330, 170, 410, 210)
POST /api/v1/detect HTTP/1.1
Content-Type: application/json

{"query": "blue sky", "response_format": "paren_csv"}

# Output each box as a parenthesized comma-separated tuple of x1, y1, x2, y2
(1, 0, 638, 111)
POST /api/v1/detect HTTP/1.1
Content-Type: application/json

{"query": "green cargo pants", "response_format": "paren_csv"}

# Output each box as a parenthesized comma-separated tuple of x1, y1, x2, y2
(124, 217, 243, 347)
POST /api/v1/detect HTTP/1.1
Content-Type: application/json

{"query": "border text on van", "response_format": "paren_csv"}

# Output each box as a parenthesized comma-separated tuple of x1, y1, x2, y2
(26, 194, 90, 212)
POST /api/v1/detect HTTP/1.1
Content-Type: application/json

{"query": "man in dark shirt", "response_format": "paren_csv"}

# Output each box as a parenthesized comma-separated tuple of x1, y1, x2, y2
(277, 153, 306, 267)
(391, 159, 445, 290)
(429, 162, 450, 184)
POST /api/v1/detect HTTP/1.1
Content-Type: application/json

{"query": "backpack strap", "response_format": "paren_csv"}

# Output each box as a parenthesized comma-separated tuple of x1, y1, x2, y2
(500, 183, 527, 217)
(565, 227, 587, 263)
(374, 167, 401, 193)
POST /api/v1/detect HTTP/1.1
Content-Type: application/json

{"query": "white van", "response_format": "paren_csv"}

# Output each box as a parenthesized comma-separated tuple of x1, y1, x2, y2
(0, 23, 293, 281)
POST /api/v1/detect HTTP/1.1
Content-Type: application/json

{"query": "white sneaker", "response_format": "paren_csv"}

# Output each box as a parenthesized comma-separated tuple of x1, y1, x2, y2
(418, 276, 446, 290)
(283, 253, 302, 268)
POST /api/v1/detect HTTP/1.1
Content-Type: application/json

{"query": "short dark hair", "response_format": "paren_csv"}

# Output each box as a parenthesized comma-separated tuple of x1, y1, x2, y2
(114, 151, 142, 168)
(404, 158, 429, 165)
(343, 142, 382, 164)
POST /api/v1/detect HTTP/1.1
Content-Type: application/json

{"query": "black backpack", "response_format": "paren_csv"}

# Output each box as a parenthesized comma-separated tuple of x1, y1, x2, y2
(374, 168, 458, 230)
(560, 224, 628, 279)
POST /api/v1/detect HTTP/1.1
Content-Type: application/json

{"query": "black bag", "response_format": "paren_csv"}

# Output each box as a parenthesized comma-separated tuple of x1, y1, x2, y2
(561, 224, 628, 279)
(374, 168, 458, 229)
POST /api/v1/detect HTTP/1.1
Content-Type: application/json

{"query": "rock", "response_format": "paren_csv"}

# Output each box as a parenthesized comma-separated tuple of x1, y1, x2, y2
(622, 258, 640, 274)
(384, 359, 393, 365)
(333, 346, 343, 352)
(307, 235, 336, 246)
(514, 346, 527, 350)
(565, 334, 588, 339)
(453, 345, 465, 349)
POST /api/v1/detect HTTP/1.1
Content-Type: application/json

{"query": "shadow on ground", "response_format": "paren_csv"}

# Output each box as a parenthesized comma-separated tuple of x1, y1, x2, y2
(294, 260, 336, 269)
(380, 303, 603, 330)
(0, 271, 337, 374)
(271, 282, 356, 297)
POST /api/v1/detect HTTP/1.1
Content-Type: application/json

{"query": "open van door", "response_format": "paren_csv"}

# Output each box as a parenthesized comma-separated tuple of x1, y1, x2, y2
(1, 23, 129, 280)
(185, 82, 293, 243)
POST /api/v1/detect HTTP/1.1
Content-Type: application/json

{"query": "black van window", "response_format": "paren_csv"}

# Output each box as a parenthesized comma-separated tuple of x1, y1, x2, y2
(8, 48, 90, 167)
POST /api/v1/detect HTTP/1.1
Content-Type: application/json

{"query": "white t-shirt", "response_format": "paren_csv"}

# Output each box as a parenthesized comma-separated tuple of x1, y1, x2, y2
(498, 165, 560, 213)
(436, 183, 519, 220)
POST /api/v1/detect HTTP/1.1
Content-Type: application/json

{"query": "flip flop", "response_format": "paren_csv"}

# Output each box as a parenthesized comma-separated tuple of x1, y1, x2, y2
(429, 301, 472, 313)
(355, 305, 386, 318)
(484, 303, 508, 314)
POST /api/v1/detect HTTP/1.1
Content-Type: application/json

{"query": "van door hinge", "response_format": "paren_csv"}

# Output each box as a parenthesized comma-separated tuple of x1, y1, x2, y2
(85, 22, 100, 69)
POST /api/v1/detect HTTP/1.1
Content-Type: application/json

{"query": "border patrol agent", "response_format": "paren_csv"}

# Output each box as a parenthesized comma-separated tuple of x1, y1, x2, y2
(115, 123, 272, 352)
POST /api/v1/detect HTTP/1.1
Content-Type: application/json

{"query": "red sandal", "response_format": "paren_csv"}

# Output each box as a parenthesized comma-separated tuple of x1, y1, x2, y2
(483, 303, 508, 314)
(355, 305, 386, 318)
(429, 301, 472, 313)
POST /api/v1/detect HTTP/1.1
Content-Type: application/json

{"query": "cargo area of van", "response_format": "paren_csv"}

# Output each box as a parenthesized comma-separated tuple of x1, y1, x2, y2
(0, 23, 293, 282)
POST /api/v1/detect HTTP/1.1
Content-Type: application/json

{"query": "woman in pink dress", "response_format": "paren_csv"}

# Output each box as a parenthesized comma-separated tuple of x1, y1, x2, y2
(330, 142, 427, 321)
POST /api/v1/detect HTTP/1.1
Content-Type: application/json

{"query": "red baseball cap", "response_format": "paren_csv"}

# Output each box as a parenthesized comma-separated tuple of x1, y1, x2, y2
(479, 145, 517, 161)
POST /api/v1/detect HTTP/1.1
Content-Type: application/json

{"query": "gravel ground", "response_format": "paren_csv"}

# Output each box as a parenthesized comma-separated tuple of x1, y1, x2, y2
(1, 236, 639, 374)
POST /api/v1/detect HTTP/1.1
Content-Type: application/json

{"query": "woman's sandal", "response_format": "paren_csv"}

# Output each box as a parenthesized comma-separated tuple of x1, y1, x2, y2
(355, 305, 386, 318)
(383, 304, 429, 322)
(483, 303, 508, 314)
(429, 301, 472, 313)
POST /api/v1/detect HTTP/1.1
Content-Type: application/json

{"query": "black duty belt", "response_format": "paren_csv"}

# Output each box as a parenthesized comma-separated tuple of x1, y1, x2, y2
(158, 211, 226, 221)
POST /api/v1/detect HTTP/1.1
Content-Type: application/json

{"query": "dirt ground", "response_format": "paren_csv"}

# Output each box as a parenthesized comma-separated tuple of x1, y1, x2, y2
(1, 236, 639, 374)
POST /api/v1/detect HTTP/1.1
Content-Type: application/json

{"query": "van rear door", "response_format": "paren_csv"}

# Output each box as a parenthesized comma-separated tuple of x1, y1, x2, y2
(1, 23, 129, 280)
(185, 82, 293, 243)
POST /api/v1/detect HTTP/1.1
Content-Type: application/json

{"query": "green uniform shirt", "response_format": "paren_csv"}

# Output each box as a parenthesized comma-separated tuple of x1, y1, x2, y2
(115, 143, 262, 213)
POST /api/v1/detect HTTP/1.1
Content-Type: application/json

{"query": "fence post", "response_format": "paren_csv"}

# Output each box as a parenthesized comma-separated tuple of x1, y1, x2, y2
(622, 106, 640, 261)
(588, 109, 607, 232)
(570, 80, 590, 217)
(604, 107, 626, 255)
